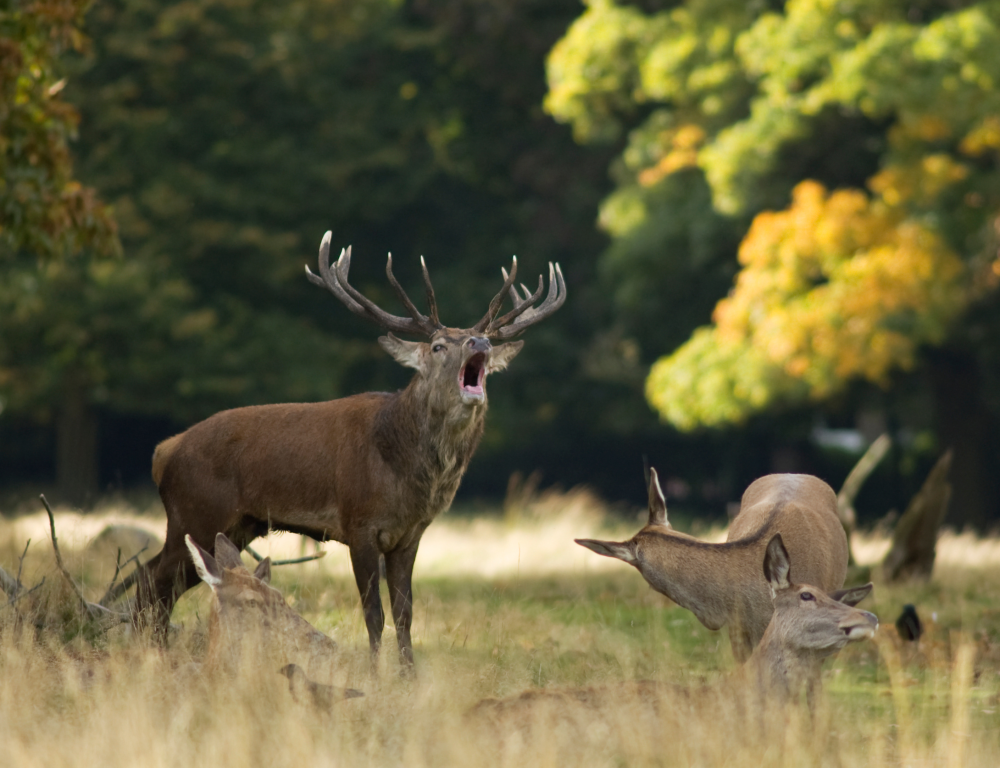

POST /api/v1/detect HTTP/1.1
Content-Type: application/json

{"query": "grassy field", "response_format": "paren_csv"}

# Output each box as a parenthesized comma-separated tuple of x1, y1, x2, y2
(1, 486, 999, 767)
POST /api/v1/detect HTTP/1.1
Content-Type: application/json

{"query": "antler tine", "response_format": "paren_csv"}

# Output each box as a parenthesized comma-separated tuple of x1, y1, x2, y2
(385, 254, 442, 334)
(305, 232, 434, 337)
(487, 274, 544, 331)
(473, 257, 518, 332)
(420, 256, 440, 327)
(305, 234, 362, 313)
(490, 262, 567, 340)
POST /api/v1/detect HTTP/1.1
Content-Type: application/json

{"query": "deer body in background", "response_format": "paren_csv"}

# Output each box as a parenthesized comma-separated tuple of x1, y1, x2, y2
(138, 232, 565, 669)
(576, 470, 849, 661)
(185, 532, 362, 700)
(470, 535, 876, 748)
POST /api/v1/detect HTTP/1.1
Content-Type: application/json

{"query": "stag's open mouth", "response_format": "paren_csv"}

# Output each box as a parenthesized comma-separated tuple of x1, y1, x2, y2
(459, 353, 487, 402)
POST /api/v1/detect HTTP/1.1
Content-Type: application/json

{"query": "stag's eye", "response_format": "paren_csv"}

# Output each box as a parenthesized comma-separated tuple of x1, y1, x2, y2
(432, 344, 445, 353)
(800, 592, 815, 602)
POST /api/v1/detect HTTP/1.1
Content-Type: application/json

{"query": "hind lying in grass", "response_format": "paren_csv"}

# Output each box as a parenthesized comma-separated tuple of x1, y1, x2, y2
(185, 532, 363, 701)
(469, 533, 877, 753)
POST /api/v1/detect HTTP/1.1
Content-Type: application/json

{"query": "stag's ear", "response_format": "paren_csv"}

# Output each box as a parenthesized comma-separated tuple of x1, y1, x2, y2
(486, 341, 524, 373)
(378, 334, 425, 370)
(253, 557, 272, 584)
(831, 582, 873, 607)
(186, 535, 223, 590)
(575, 538, 637, 564)
(763, 534, 791, 596)
(647, 467, 669, 527)
(214, 533, 244, 570)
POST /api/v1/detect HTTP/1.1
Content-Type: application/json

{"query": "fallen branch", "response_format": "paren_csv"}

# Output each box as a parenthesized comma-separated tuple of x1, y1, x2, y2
(98, 544, 148, 608)
(245, 545, 327, 567)
(7, 577, 45, 608)
(40, 494, 130, 625)
(837, 433, 892, 532)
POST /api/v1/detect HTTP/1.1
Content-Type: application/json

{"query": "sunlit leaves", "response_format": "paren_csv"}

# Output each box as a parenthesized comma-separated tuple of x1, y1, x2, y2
(647, 181, 966, 429)
(548, 0, 1000, 431)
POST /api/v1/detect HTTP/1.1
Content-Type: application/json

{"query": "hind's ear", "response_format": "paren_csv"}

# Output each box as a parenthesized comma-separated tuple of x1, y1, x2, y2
(831, 583, 873, 606)
(186, 535, 222, 590)
(214, 533, 245, 570)
(647, 467, 669, 527)
(253, 557, 272, 584)
(763, 534, 791, 595)
(575, 538, 637, 564)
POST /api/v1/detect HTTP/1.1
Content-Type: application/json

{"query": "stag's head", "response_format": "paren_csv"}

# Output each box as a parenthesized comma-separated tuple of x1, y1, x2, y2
(185, 533, 339, 678)
(306, 232, 566, 410)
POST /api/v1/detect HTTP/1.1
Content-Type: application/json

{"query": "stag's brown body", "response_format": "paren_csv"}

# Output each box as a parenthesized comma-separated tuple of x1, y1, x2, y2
(153, 390, 482, 556)
(136, 231, 565, 668)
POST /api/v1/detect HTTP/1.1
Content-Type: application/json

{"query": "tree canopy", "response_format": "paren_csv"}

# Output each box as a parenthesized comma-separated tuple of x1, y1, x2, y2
(547, 0, 1000, 424)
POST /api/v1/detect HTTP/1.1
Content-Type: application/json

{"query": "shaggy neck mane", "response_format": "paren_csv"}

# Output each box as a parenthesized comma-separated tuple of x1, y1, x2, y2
(375, 378, 486, 479)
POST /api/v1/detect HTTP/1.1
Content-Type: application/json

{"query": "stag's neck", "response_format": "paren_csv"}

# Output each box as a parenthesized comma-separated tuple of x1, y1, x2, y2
(376, 379, 486, 485)
(635, 533, 763, 632)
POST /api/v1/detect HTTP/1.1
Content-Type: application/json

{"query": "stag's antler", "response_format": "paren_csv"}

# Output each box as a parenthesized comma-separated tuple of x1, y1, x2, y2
(476, 260, 566, 340)
(305, 232, 444, 337)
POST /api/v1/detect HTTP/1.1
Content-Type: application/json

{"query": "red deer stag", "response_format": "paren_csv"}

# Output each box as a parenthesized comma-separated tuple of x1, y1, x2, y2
(136, 232, 565, 669)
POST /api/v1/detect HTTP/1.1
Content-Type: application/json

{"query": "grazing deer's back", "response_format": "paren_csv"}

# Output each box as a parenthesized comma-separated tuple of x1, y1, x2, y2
(727, 474, 847, 592)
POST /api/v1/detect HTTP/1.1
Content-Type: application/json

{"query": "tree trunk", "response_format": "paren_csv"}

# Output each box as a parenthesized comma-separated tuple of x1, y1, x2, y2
(926, 348, 999, 531)
(57, 384, 99, 506)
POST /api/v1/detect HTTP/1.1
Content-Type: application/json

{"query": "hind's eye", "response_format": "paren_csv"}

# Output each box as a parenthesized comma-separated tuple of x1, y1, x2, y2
(432, 344, 445, 353)
(800, 592, 815, 602)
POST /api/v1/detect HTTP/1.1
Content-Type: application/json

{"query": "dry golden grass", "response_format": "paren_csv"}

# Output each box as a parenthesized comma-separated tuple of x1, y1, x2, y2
(1, 488, 999, 767)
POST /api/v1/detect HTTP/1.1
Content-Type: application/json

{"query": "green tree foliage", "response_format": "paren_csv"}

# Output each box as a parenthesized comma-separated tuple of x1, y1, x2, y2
(1, 0, 613, 500)
(547, 0, 1000, 421)
(548, 0, 1000, 525)
(0, 0, 118, 260)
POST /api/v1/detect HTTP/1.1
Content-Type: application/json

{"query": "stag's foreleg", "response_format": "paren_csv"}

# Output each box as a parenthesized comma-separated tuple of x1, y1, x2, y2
(349, 540, 385, 665)
(386, 526, 427, 673)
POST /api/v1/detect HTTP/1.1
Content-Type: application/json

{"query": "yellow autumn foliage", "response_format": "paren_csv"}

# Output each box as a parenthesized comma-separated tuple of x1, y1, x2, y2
(647, 181, 966, 429)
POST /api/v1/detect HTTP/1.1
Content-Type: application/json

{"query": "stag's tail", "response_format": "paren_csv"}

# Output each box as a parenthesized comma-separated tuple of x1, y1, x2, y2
(151, 434, 182, 487)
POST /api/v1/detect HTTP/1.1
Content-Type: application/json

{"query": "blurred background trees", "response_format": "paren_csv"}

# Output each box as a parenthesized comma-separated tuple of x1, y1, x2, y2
(2, 0, 998, 529)
(547, 0, 1000, 528)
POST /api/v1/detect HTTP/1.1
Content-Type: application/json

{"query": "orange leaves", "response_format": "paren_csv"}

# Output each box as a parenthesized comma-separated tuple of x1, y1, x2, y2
(719, 181, 963, 391)
(637, 124, 706, 187)
(647, 180, 967, 429)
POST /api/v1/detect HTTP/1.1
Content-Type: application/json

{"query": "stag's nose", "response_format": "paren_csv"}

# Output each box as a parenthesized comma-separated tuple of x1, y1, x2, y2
(467, 337, 492, 353)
